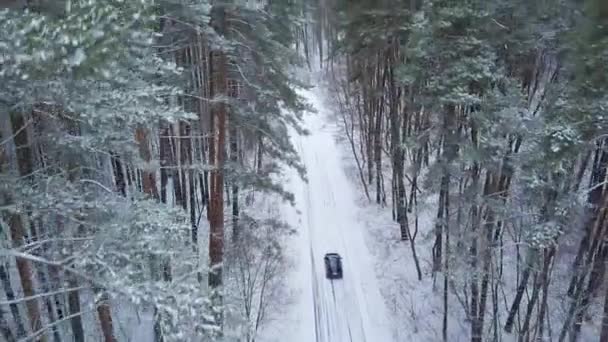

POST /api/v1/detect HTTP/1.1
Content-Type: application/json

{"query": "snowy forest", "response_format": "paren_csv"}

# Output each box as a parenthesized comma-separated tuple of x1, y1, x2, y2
(0, 0, 607, 341)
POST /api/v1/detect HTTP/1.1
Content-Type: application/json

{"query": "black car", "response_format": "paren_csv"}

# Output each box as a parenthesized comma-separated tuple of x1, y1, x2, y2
(324, 253, 343, 279)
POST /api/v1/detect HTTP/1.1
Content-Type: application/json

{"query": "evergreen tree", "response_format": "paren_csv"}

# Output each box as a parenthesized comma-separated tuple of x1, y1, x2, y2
(1, 0, 309, 340)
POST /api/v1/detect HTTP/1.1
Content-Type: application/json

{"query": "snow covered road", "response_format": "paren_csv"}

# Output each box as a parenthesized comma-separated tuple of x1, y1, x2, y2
(272, 85, 396, 342)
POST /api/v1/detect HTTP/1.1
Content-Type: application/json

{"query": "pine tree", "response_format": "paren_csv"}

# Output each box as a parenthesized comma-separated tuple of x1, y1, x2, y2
(0, 1, 214, 340)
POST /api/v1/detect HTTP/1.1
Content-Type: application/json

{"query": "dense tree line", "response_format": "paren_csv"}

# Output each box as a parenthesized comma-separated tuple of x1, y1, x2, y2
(320, 0, 608, 340)
(3, 0, 608, 341)
(0, 0, 308, 341)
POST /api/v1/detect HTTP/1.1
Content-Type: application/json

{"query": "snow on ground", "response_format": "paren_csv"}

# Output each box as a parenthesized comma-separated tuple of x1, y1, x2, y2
(260, 81, 397, 342)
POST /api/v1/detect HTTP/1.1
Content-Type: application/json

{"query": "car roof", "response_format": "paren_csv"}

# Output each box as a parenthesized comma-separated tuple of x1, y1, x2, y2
(325, 253, 341, 258)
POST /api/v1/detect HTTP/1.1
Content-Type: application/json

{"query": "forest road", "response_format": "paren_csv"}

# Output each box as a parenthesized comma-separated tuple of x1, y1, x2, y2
(287, 86, 396, 342)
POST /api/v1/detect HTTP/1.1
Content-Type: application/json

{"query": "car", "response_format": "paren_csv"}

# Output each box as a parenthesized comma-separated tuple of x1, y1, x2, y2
(324, 253, 343, 279)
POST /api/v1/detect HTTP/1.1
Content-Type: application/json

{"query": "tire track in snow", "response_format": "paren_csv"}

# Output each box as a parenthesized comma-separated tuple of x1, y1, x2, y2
(300, 137, 323, 342)
(334, 279, 366, 342)
(309, 246, 320, 342)
(334, 214, 368, 342)
(330, 281, 354, 342)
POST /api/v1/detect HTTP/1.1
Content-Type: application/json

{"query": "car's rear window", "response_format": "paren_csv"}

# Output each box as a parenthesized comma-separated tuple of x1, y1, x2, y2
(329, 257, 338, 270)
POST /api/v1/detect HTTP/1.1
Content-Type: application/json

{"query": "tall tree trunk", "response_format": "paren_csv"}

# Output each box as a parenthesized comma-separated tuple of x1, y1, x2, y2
(558, 192, 608, 342)
(535, 247, 555, 342)
(135, 126, 166, 342)
(374, 61, 387, 205)
(111, 153, 127, 197)
(0, 121, 27, 340)
(195, 29, 210, 215)
(560, 142, 608, 341)
(209, 1, 228, 330)
(600, 263, 608, 342)
(159, 125, 171, 205)
(363, 65, 374, 186)
(180, 121, 197, 243)
(0, 263, 26, 338)
(125, 164, 134, 192)
(8, 207, 45, 342)
(505, 249, 536, 333)
(469, 125, 482, 342)
(256, 136, 264, 174)
(67, 275, 84, 342)
(230, 122, 239, 242)
(476, 172, 505, 342)
(571, 239, 608, 341)
(434, 105, 457, 273)
(387, 48, 408, 240)
(170, 124, 185, 209)
(519, 269, 541, 340)
(405, 117, 423, 280)
(442, 172, 451, 342)
(183, 43, 197, 244)
(374, 104, 384, 205)
(96, 292, 115, 342)
(434, 181, 446, 274)
(473, 130, 518, 342)
(0, 305, 15, 342)
(568, 141, 608, 296)
(30, 221, 62, 342)
(470, 216, 482, 342)
(135, 128, 159, 200)
(9, 112, 46, 342)
(316, 11, 323, 68)
(189, 161, 197, 244)
(62, 152, 88, 342)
